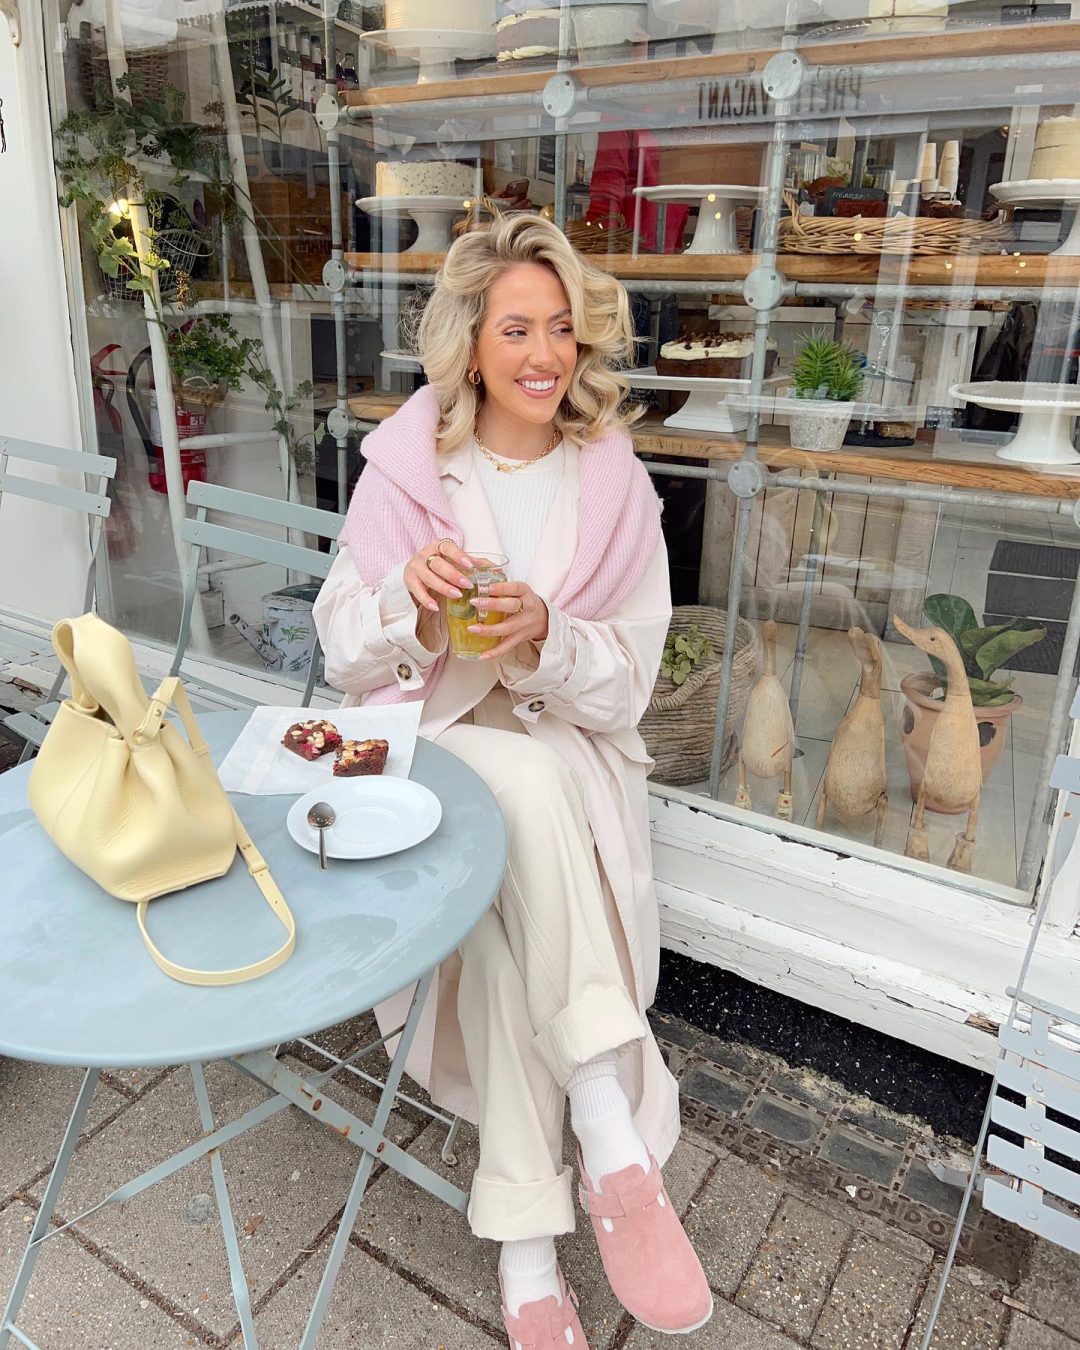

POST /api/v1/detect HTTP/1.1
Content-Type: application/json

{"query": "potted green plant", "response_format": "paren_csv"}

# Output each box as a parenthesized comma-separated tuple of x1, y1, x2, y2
(898, 593, 1046, 802)
(167, 315, 255, 411)
(788, 330, 865, 452)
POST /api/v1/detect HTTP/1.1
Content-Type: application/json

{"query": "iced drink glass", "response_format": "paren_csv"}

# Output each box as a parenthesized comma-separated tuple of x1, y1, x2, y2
(446, 552, 509, 660)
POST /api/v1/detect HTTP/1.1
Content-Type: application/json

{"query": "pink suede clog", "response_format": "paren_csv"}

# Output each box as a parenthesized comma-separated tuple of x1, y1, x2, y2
(499, 1264, 591, 1350)
(577, 1147, 713, 1335)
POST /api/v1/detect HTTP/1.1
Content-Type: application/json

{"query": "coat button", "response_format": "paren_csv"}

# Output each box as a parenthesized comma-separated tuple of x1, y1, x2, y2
(528, 699, 544, 713)
(397, 662, 413, 680)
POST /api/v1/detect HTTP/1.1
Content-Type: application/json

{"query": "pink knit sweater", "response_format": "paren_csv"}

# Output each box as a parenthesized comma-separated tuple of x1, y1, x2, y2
(339, 384, 662, 704)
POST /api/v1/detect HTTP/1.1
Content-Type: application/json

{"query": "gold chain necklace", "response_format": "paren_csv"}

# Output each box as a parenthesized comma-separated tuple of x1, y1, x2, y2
(474, 424, 560, 474)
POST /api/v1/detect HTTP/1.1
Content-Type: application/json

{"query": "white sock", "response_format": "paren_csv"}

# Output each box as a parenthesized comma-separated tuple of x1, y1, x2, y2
(567, 1054, 651, 1187)
(499, 1235, 561, 1327)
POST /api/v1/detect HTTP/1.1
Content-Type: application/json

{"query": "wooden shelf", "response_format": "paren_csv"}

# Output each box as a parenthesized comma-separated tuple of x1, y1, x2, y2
(343, 20, 1080, 110)
(347, 395, 1080, 500)
(344, 250, 1079, 289)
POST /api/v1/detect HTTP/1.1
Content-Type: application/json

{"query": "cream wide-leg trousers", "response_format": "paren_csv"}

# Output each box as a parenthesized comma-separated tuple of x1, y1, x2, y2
(435, 692, 648, 1242)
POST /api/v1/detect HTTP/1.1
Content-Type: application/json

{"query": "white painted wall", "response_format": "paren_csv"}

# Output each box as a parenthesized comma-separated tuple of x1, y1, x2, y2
(0, 7, 89, 622)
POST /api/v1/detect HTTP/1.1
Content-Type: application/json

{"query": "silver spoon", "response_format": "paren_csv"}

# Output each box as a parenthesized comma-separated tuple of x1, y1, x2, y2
(307, 801, 336, 870)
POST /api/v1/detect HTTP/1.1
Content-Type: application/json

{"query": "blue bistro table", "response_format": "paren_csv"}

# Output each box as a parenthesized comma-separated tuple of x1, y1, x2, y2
(0, 712, 506, 1350)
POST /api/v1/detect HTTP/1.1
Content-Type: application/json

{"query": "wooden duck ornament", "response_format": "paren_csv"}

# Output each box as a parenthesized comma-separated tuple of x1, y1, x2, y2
(893, 614, 981, 872)
(816, 627, 887, 845)
(736, 619, 796, 820)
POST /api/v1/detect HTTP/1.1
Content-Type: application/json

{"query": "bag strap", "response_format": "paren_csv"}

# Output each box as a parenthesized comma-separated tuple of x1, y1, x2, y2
(133, 677, 297, 987)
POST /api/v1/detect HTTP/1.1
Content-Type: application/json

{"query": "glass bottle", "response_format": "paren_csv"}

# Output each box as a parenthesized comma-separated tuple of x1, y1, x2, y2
(285, 25, 300, 106)
(310, 34, 324, 109)
(299, 28, 314, 111)
(341, 49, 359, 92)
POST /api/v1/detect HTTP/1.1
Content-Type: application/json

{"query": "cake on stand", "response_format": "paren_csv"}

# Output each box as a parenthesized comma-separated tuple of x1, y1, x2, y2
(949, 382, 1080, 465)
(632, 184, 764, 254)
(991, 180, 1080, 258)
(356, 195, 470, 255)
(628, 368, 784, 433)
(359, 28, 494, 84)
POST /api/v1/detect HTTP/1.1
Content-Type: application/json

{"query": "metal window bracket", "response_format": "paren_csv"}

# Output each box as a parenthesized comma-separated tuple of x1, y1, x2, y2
(1, 0, 20, 46)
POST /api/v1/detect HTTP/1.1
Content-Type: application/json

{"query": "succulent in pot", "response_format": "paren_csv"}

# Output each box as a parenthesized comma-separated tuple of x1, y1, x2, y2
(788, 330, 865, 452)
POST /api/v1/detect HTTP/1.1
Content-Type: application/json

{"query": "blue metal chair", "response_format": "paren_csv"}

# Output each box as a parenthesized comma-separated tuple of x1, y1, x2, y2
(0, 437, 116, 761)
(168, 479, 346, 711)
(920, 703, 1080, 1347)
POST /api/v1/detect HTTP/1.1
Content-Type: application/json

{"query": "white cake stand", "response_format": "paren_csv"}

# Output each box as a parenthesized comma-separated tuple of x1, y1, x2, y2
(628, 368, 783, 433)
(360, 29, 494, 84)
(949, 382, 1080, 465)
(632, 184, 764, 255)
(991, 180, 1080, 258)
(357, 195, 470, 255)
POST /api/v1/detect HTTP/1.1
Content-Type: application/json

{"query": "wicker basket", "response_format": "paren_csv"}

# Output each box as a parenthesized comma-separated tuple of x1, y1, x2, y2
(564, 216, 634, 255)
(175, 377, 228, 413)
(74, 33, 169, 110)
(779, 190, 1012, 256)
(639, 605, 759, 787)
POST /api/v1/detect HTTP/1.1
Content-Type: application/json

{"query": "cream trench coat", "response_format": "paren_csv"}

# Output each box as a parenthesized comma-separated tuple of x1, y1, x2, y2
(313, 437, 682, 1169)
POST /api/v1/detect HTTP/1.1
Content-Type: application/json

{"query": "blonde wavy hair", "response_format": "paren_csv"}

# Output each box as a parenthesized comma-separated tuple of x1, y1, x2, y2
(412, 212, 640, 451)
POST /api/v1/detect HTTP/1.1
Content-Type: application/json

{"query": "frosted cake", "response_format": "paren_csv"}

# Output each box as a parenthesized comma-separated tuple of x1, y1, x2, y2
(1030, 116, 1080, 181)
(655, 333, 778, 379)
(376, 160, 476, 199)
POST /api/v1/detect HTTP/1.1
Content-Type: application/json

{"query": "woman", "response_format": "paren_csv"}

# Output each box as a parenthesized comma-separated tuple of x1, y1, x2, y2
(314, 213, 711, 1348)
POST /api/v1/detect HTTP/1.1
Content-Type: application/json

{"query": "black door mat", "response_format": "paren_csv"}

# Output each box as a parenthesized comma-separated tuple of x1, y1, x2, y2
(986, 539, 1080, 675)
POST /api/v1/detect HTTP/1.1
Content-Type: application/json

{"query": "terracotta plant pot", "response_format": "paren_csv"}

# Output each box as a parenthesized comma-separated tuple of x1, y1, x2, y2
(899, 672, 1022, 813)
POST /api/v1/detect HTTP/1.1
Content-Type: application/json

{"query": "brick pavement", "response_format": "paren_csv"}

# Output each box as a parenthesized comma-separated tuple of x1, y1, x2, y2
(1, 1008, 1079, 1349)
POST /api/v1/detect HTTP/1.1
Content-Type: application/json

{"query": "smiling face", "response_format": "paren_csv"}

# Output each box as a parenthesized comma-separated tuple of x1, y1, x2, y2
(471, 262, 578, 436)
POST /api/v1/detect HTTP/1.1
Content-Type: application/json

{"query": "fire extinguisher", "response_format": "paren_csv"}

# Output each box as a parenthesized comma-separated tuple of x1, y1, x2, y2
(125, 345, 209, 496)
(90, 344, 136, 560)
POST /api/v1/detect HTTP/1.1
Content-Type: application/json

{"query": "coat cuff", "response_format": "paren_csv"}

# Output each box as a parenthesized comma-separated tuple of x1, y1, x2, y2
(376, 562, 446, 691)
(502, 604, 590, 724)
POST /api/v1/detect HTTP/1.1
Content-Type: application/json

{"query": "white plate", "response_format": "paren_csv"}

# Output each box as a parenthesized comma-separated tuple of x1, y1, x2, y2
(991, 179, 1080, 206)
(287, 779, 442, 861)
(356, 195, 473, 214)
(632, 184, 765, 205)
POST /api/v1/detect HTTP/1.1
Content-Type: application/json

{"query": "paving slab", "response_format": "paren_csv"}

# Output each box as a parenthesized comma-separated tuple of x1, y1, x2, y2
(903, 1159, 967, 1218)
(748, 1092, 828, 1148)
(0, 1201, 200, 1349)
(623, 1294, 804, 1349)
(811, 1231, 927, 1349)
(681, 1062, 754, 1118)
(735, 1193, 851, 1338)
(0, 1057, 129, 1199)
(906, 1266, 1010, 1348)
(1014, 1228, 1080, 1339)
(1005, 1313, 1080, 1350)
(839, 1101, 920, 1147)
(247, 1234, 499, 1349)
(821, 1126, 903, 1188)
(29, 1057, 417, 1338)
(682, 1149, 783, 1296)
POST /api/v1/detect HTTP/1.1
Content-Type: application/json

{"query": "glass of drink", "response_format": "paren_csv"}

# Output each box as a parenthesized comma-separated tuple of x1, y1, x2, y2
(446, 552, 509, 660)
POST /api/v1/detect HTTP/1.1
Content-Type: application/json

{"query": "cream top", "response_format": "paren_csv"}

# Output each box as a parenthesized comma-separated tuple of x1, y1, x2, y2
(471, 439, 566, 583)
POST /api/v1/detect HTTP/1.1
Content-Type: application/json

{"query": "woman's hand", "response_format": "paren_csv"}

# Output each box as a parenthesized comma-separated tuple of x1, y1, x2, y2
(471, 581, 549, 661)
(404, 539, 474, 613)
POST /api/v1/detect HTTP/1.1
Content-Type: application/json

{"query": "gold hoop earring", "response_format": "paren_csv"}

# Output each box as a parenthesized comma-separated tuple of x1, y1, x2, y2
(468, 368, 481, 386)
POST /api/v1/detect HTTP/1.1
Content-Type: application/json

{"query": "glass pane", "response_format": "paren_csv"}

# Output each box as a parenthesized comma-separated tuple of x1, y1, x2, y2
(42, 0, 1080, 894)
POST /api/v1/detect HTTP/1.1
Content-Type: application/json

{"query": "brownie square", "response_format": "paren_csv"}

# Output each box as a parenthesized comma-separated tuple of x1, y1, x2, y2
(282, 718, 342, 761)
(333, 738, 389, 777)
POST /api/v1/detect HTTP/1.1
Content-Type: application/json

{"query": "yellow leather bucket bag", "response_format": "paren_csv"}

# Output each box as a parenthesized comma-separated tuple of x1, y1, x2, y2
(28, 613, 295, 986)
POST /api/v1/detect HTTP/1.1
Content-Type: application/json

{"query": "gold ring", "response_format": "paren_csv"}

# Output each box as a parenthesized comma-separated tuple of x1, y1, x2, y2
(515, 598, 525, 615)
(426, 554, 439, 569)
